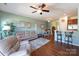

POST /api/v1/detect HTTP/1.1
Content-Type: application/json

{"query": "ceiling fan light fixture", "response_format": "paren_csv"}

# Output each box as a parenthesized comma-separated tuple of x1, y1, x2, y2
(32, 5, 36, 7)
(48, 20, 50, 22)
(30, 3, 49, 15)
(37, 10, 42, 13)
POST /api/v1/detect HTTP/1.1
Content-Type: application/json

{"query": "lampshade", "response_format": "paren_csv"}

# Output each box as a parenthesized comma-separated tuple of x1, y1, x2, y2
(37, 10, 42, 13)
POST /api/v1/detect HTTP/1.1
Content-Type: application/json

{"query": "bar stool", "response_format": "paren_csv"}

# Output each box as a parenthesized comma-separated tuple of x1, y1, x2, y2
(65, 32, 73, 48)
(56, 31, 62, 42)
(56, 31, 62, 48)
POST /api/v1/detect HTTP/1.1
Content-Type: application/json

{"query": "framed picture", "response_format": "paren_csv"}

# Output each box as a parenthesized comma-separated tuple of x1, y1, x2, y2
(24, 22, 31, 28)
(16, 21, 25, 27)
(40, 24, 45, 29)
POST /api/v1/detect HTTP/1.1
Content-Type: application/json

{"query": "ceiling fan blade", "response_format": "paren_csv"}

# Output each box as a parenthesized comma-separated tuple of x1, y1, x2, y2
(39, 3, 46, 8)
(41, 3, 46, 8)
(30, 6, 37, 9)
(32, 11, 37, 13)
(42, 10, 49, 12)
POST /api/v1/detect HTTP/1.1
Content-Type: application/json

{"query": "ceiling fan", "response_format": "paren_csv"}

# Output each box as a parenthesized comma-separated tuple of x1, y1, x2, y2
(30, 3, 50, 15)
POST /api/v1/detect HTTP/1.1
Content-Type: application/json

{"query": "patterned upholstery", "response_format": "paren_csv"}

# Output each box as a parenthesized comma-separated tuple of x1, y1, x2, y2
(16, 31, 26, 41)
(16, 31, 38, 41)
(0, 36, 30, 56)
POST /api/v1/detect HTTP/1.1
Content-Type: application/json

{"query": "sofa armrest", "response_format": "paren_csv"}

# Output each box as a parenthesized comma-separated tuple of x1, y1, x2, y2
(0, 51, 4, 56)
(9, 40, 31, 56)
(9, 43, 30, 56)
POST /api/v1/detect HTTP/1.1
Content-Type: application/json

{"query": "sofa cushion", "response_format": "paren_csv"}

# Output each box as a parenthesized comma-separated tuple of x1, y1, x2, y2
(30, 31, 38, 39)
(16, 31, 38, 41)
(25, 31, 30, 39)
(5, 36, 18, 49)
(16, 32, 26, 41)
(9, 42, 30, 56)
(8, 41, 20, 55)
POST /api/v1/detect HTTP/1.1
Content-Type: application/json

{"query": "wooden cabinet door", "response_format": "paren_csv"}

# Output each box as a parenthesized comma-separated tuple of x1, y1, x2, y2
(68, 19, 77, 24)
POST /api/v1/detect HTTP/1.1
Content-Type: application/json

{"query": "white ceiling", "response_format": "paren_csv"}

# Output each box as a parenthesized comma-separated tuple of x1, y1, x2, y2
(0, 3, 79, 21)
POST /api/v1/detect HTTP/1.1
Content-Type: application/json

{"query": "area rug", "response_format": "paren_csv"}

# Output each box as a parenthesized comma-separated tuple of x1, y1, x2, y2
(30, 38, 50, 51)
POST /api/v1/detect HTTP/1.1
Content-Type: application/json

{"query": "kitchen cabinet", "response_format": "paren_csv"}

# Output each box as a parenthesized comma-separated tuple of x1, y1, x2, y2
(67, 19, 78, 30)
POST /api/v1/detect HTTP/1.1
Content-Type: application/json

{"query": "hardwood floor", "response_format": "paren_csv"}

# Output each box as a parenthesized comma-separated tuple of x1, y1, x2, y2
(31, 35, 79, 56)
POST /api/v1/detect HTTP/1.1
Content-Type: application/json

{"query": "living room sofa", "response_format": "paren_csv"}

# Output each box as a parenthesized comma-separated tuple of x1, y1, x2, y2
(16, 31, 38, 41)
(0, 36, 31, 56)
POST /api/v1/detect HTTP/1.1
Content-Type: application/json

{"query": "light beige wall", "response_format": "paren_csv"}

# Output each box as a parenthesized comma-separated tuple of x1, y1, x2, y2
(58, 16, 68, 31)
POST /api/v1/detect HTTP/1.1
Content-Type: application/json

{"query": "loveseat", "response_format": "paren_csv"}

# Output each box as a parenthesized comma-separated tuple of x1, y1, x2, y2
(0, 36, 31, 56)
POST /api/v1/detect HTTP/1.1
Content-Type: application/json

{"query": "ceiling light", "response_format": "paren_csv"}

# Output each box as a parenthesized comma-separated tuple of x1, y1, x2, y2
(37, 10, 42, 13)
(64, 13, 67, 16)
(48, 20, 50, 22)
(32, 5, 36, 7)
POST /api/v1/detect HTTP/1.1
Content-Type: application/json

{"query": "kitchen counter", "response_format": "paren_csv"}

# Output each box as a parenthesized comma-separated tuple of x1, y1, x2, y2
(54, 30, 79, 46)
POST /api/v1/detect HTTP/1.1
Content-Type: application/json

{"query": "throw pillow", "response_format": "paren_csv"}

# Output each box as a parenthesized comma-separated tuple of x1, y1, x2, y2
(6, 36, 18, 49)
(8, 40, 20, 55)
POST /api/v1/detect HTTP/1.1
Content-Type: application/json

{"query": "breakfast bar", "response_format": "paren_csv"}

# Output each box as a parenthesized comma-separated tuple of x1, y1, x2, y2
(55, 30, 79, 46)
